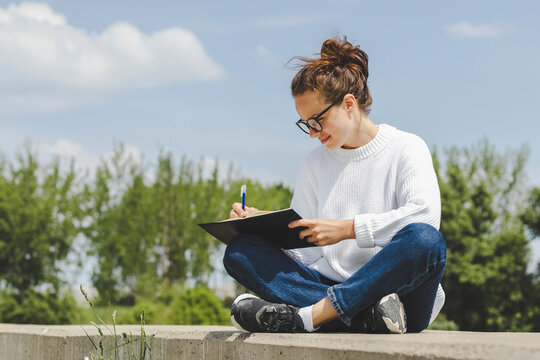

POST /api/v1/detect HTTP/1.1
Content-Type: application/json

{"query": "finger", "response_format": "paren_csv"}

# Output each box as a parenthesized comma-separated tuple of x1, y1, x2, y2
(232, 202, 242, 212)
(229, 209, 240, 219)
(300, 230, 314, 241)
(290, 219, 319, 228)
(289, 219, 310, 228)
(246, 206, 258, 213)
(232, 203, 247, 217)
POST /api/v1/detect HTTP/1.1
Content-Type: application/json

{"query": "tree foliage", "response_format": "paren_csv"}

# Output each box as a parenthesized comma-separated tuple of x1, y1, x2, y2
(0, 148, 80, 323)
(0, 289, 78, 324)
(2, 140, 539, 330)
(434, 140, 537, 331)
(81, 146, 161, 304)
(81, 145, 292, 305)
(522, 187, 540, 237)
(521, 186, 540, 330)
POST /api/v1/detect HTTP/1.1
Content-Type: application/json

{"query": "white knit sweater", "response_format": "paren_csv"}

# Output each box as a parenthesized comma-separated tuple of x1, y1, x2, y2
(285, 124, 445, 323)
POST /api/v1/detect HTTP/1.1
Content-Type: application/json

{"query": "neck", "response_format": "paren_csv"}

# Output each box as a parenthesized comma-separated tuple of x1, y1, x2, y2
(342, 115, 379, 149)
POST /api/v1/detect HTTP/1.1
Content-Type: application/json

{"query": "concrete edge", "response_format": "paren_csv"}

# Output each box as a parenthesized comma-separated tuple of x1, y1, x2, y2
(1, 324, 539, 360)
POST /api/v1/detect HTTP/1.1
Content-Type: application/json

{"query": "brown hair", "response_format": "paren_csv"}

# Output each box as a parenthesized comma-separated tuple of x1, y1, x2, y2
(291, 35, 372, 114)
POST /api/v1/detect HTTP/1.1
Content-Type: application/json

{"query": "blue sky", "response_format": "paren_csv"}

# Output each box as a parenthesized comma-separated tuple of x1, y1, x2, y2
(1, 0, 539, 185)
(1, 1, 539, 282)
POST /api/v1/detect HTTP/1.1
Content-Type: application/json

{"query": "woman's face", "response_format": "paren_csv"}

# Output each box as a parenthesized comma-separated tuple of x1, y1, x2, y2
(294, 90, 356, 150)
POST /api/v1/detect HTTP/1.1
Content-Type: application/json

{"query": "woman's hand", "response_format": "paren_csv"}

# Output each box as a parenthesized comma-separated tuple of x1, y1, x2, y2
(229, 202, 259, 219)
(288, 219, 355, 246)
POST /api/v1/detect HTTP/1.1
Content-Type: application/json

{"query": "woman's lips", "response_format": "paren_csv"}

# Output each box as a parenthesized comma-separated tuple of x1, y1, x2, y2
(320, 135, 330, 144)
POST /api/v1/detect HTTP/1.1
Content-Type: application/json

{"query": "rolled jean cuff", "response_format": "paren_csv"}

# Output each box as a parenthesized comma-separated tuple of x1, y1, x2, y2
(327, 286, 351, 326)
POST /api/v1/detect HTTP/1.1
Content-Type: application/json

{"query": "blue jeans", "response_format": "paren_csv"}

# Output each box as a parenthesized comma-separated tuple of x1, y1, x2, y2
(223, 223, 446, 333)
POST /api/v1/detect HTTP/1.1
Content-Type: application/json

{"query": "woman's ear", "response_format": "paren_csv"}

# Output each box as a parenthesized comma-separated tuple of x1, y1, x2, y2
(343, 93, 356, 112)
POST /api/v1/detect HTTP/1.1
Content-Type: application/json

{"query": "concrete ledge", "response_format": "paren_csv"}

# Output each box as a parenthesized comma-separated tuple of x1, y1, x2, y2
(1, 324, 539, 360)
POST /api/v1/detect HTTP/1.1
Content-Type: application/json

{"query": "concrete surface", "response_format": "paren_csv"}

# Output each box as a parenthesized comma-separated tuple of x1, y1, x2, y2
(1, 324, 539, 360)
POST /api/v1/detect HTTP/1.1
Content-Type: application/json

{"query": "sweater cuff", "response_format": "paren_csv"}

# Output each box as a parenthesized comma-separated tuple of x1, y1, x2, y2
(354, 214, 375, 248)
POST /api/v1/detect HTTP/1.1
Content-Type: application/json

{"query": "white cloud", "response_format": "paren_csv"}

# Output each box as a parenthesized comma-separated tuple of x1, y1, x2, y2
(0, 2, 226, 114)
(37, 139, 142, 176)
(200, 156, 235, 184)
(252, 44, 283, 67)
(0, 2, 66, 26)
(39, 139, 81, 157)
(197, 156, 288, 186)
(445, 21, 511, 39)
(38, 139, 98, 172)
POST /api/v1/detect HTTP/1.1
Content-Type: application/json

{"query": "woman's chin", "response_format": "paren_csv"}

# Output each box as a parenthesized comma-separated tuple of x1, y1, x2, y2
(325, 142, 341, 150)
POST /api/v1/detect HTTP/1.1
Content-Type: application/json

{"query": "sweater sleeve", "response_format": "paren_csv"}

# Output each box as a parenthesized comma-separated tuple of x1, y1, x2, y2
(354, 138, 441, 248)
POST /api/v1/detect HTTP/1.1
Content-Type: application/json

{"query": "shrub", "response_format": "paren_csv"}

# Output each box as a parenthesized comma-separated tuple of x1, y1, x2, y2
(168, 286, 230, 325)
(0, 289, 78, 324)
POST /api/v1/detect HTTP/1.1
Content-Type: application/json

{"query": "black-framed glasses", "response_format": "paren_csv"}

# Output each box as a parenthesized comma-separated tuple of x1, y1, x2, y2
(295, 101, 339, 134)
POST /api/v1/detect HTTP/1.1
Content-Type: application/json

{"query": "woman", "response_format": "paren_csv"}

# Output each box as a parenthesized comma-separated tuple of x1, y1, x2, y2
(223, 35, 446, 333)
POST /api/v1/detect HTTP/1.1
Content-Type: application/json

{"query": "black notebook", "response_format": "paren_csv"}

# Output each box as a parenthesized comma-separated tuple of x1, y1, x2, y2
(198, 208, 314, 249)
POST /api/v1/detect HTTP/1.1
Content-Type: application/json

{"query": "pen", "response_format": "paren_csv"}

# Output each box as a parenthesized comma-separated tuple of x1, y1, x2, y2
(241, 184, 246, 211)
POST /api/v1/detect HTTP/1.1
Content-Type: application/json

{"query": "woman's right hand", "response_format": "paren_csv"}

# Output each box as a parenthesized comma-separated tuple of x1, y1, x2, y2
(229, 202, 259, 219)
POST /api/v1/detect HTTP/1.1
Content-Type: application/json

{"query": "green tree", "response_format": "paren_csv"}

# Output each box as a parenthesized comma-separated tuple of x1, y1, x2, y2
(0, 147, 80, 323)
(434, 140, 534, 331)
(181, 157, 227, 284)
(82, 145, 160, 304)
(152, 153, 229, 286)
(83, 148, 233, 303)
(522, 187, 540, 236)
(521, 187, 540, 330)
(153, 154, 187, 284)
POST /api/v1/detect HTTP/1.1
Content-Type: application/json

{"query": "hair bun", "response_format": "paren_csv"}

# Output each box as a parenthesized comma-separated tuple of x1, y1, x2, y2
(320, 38, 356, 66)
(290, 34, 373, 114)
(319, 36, 369, 79)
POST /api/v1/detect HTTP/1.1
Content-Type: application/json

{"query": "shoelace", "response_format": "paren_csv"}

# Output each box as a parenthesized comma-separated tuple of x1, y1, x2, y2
(260, 305, 302, 332)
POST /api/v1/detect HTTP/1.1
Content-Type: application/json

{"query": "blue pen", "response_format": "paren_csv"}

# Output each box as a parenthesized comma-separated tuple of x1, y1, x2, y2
(241, 184, 246, 211)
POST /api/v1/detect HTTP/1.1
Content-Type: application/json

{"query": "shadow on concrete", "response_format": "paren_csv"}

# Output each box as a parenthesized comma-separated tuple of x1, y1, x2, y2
(203, 330, 251, 342)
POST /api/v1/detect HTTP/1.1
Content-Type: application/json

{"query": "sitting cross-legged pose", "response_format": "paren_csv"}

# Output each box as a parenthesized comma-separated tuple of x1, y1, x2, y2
(223, 35, 447, 334)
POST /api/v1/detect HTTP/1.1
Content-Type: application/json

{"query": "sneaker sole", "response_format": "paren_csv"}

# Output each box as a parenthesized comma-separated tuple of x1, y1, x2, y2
(231, 294, 260, 332)
(378, 294, 407, 334)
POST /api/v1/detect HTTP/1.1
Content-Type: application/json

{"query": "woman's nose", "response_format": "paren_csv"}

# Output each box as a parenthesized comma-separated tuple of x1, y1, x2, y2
(309, 128, 318, 138)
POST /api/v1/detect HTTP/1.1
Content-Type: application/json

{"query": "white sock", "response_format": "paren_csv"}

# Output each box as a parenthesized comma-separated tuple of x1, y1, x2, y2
(298, 305, 318, 332)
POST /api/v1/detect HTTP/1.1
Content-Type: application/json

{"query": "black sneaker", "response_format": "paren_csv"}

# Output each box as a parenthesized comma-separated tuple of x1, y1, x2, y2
(231, 294, 306, 333)
(363, 293, 407, 334)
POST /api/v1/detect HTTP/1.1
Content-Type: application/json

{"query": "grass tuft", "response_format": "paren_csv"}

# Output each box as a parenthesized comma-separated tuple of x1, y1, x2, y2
(80, 286, 152, 360)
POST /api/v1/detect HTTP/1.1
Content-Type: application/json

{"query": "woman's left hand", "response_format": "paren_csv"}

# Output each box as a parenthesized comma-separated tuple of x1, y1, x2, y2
(288, 219, 355, 246)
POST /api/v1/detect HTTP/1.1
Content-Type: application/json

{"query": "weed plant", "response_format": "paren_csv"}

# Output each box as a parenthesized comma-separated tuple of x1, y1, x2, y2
(80, 286, 151, 360)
